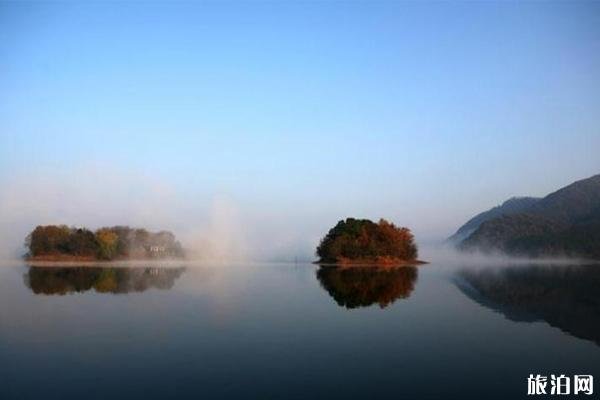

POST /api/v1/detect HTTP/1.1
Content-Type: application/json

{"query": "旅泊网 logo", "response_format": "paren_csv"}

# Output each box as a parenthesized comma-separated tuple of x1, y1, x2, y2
(527, 374, 593, 396)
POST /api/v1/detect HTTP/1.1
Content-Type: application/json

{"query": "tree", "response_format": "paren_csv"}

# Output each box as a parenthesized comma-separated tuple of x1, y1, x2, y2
(67, 228, 98, 256)
(27, 225, 72, 256)
(95, 229, 119, 260)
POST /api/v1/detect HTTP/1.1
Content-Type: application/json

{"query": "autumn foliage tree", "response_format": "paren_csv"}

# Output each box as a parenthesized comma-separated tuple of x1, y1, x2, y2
(26, 225, 97, 258)
(316, 218, 418, 263)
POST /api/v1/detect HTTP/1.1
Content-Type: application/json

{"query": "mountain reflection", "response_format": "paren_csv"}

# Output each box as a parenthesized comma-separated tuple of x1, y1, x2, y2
(316, 266, 418, 309)
(455, 264, 600, 346)
(25, 266, 186, 295)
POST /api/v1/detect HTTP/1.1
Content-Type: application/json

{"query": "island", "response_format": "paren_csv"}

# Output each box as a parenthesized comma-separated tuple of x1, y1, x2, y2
(316, 218, 424, 266)
(25, 225, 185, 261)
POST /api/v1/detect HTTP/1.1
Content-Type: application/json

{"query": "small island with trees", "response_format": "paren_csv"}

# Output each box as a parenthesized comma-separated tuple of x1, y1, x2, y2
(25, 225, 185, 262)
(316, 218, 425, 266)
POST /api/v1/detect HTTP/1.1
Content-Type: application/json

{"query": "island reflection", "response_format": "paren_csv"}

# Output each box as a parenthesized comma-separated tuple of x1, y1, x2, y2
(316, 265, 418, 309)
(454, 264, 600, 346)
(25, 266, 186, 295)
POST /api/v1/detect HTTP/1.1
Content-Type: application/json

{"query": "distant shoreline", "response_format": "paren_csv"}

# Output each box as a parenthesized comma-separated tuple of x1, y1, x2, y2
(26, 255, 184, 262)
(314, 259, 428, 268)
(25, 259, 188, 268)
(26, 255, 98, 262)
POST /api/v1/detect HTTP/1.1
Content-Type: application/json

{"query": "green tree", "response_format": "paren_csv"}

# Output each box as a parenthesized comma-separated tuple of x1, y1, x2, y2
(96, 229, 119, 260)
(26, 225, 71, 256)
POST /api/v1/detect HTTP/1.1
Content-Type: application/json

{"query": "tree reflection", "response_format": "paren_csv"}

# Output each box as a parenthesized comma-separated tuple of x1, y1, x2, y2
(316, 266, 418, 309)
(455, 264, 600, 346)
(25, 266, 186, 295)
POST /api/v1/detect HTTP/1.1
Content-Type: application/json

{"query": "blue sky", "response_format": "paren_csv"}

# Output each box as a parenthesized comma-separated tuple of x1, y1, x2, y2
(1, 1, 599, 258)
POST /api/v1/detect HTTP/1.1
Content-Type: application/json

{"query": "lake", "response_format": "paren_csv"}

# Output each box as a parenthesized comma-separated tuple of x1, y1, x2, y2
(1, 259, 599, 399)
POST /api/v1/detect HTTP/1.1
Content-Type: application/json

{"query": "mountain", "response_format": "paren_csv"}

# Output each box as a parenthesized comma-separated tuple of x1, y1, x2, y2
(526, 174, 600, 224)
(455, 174, 600, 259)
(448, 197, 540, 244)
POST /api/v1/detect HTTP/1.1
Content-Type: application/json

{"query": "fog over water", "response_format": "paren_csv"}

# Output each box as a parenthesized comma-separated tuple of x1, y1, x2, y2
(0, 166, 442, 262)
(3, 166, 599, 264)
(0, 167, 306, 261)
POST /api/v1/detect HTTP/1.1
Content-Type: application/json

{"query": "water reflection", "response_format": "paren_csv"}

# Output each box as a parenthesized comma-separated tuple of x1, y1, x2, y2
(316, 265, 418, 309)
(454, 264, 600, 346)
(24, 266, 186, 295)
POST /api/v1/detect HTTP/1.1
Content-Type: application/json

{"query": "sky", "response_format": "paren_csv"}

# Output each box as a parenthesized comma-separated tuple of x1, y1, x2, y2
(1, 1, 599, 260)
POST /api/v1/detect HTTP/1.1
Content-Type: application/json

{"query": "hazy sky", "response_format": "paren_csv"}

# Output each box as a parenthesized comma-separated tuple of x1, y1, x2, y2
(1, 1, 599, 259)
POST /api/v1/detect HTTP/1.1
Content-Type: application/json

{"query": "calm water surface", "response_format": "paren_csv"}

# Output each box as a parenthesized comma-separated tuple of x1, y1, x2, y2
(1, 260, 599, 399)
